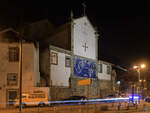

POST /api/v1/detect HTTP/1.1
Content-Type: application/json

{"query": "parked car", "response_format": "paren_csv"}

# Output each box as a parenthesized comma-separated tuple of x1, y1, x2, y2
(104, 94, 116, 98)
(62, 96, 87, 105)
(51, 96, 87, 106)
(103, 94, 118, 103)
(144, 96, 150, 102)
(14, 92, 49, 107)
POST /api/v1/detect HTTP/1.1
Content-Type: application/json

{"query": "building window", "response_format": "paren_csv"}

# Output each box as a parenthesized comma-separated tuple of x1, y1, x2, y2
(65, 56, 71, 67)
(9, 47, 19, 62)
(7, 90, 18, 106)
(107, 65, 111, 75)
(98, 64, 102, 73)
(7, 73, 18, 86)
(51, 52, 58, 65)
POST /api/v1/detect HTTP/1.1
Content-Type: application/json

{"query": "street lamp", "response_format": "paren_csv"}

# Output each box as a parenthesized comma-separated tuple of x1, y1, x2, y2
(133, 64, 146, 98)
(133, 64, 145, 82)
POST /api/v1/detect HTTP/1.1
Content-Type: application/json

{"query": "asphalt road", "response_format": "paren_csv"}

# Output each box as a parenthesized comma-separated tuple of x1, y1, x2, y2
(0, 101, 150, 113)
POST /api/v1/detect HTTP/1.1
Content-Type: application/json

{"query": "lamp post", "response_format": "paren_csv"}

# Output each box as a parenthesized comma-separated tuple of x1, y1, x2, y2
(133, 64, 145, 98)
(140, 79, 146, 98)
(19, 39, 22, 113)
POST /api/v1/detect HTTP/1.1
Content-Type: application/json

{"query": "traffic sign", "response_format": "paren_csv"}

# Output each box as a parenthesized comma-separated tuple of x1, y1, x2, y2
(78, 78, 91, 86)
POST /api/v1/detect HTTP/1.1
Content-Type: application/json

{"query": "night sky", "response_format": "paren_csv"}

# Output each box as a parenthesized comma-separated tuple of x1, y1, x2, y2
(1, 1, 150, 69)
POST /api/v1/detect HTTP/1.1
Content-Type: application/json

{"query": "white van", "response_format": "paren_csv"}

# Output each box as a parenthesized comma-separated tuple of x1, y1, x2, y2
(14, 92, 49, 107)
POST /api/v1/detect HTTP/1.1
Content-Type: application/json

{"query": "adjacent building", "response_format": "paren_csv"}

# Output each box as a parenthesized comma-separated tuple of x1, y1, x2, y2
(98, 60, 114, 97)
(0, 29, 49, 108)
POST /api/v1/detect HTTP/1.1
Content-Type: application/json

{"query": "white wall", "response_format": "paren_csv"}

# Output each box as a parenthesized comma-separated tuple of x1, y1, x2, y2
(73, 17, 97, 60)
(50, 50, 71, 87)
(98, 63, 111, 80)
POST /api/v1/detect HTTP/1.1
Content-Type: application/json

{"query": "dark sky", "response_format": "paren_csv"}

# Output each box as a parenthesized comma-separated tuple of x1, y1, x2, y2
(1, 1, 150, 69)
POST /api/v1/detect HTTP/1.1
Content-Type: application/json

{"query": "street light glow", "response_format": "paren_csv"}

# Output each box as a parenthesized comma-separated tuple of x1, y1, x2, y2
(133, 64, 145, 69)
(141, 64, 145, 68)
(133, 63, 146, 98)
(133, 66, 138, 69)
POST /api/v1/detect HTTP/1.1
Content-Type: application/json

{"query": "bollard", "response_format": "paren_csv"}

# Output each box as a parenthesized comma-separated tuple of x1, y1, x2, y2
(126, 103, 129, 110)
(135, 104, 138, 111)
(78, 108, 82, 113)
(118, 105, 120, 111)
(54, 107, 59, 113)
(38, 107, 40, 113)
(94, 104, 97, 113)
(143, 104, 148, 111)
(112, 103, 114, 107)
(118, 103, 120, 111)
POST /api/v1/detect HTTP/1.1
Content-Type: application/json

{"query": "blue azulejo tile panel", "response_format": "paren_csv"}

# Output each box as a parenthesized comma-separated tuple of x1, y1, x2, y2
(74, 57, 96, 78)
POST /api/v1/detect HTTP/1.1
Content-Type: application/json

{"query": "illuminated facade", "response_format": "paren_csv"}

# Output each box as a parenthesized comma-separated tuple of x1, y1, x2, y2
(40, 16, 114, 100)
(0, 29, 49, 108)
(0, 16, 115, 108)
(98, 60, 114, 96)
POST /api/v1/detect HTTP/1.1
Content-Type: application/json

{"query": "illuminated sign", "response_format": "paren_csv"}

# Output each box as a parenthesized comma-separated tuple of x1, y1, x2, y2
(78, 78, 91, 86)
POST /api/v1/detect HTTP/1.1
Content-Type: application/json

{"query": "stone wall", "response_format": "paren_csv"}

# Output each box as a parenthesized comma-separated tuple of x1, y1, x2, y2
(49, 77, 102, 101)
(99, 80, 113, 97)
(49, 77, 113, 100)
(50, 87, 72, 100)
(70, 77, 100, 99)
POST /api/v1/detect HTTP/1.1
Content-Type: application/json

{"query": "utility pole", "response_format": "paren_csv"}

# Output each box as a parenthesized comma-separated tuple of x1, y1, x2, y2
(19, 39, 23, 113)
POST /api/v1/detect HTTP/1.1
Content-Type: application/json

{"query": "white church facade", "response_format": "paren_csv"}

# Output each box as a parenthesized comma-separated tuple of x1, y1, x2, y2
(40, 16, 114, 100)
(73, 16, 98, 60)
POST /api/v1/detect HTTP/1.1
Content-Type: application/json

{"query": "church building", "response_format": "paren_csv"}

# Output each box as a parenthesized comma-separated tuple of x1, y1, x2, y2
(40, 14, 114, 100)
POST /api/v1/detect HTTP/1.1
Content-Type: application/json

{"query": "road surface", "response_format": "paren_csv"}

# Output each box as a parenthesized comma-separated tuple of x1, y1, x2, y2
(0, 101, 150, 113)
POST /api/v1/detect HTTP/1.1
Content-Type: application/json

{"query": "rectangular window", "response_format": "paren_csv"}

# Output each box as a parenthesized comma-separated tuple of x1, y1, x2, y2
(8, 90, 18, 100)
(98, 64, 102, 73)
(7, 73, 18, 86)
(9, 47, 19, 62)
(50, 52, 58, 65)
(7, 89, 18, 106)
(107, 65, 111, 75)
(65, 56, 71, 67)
